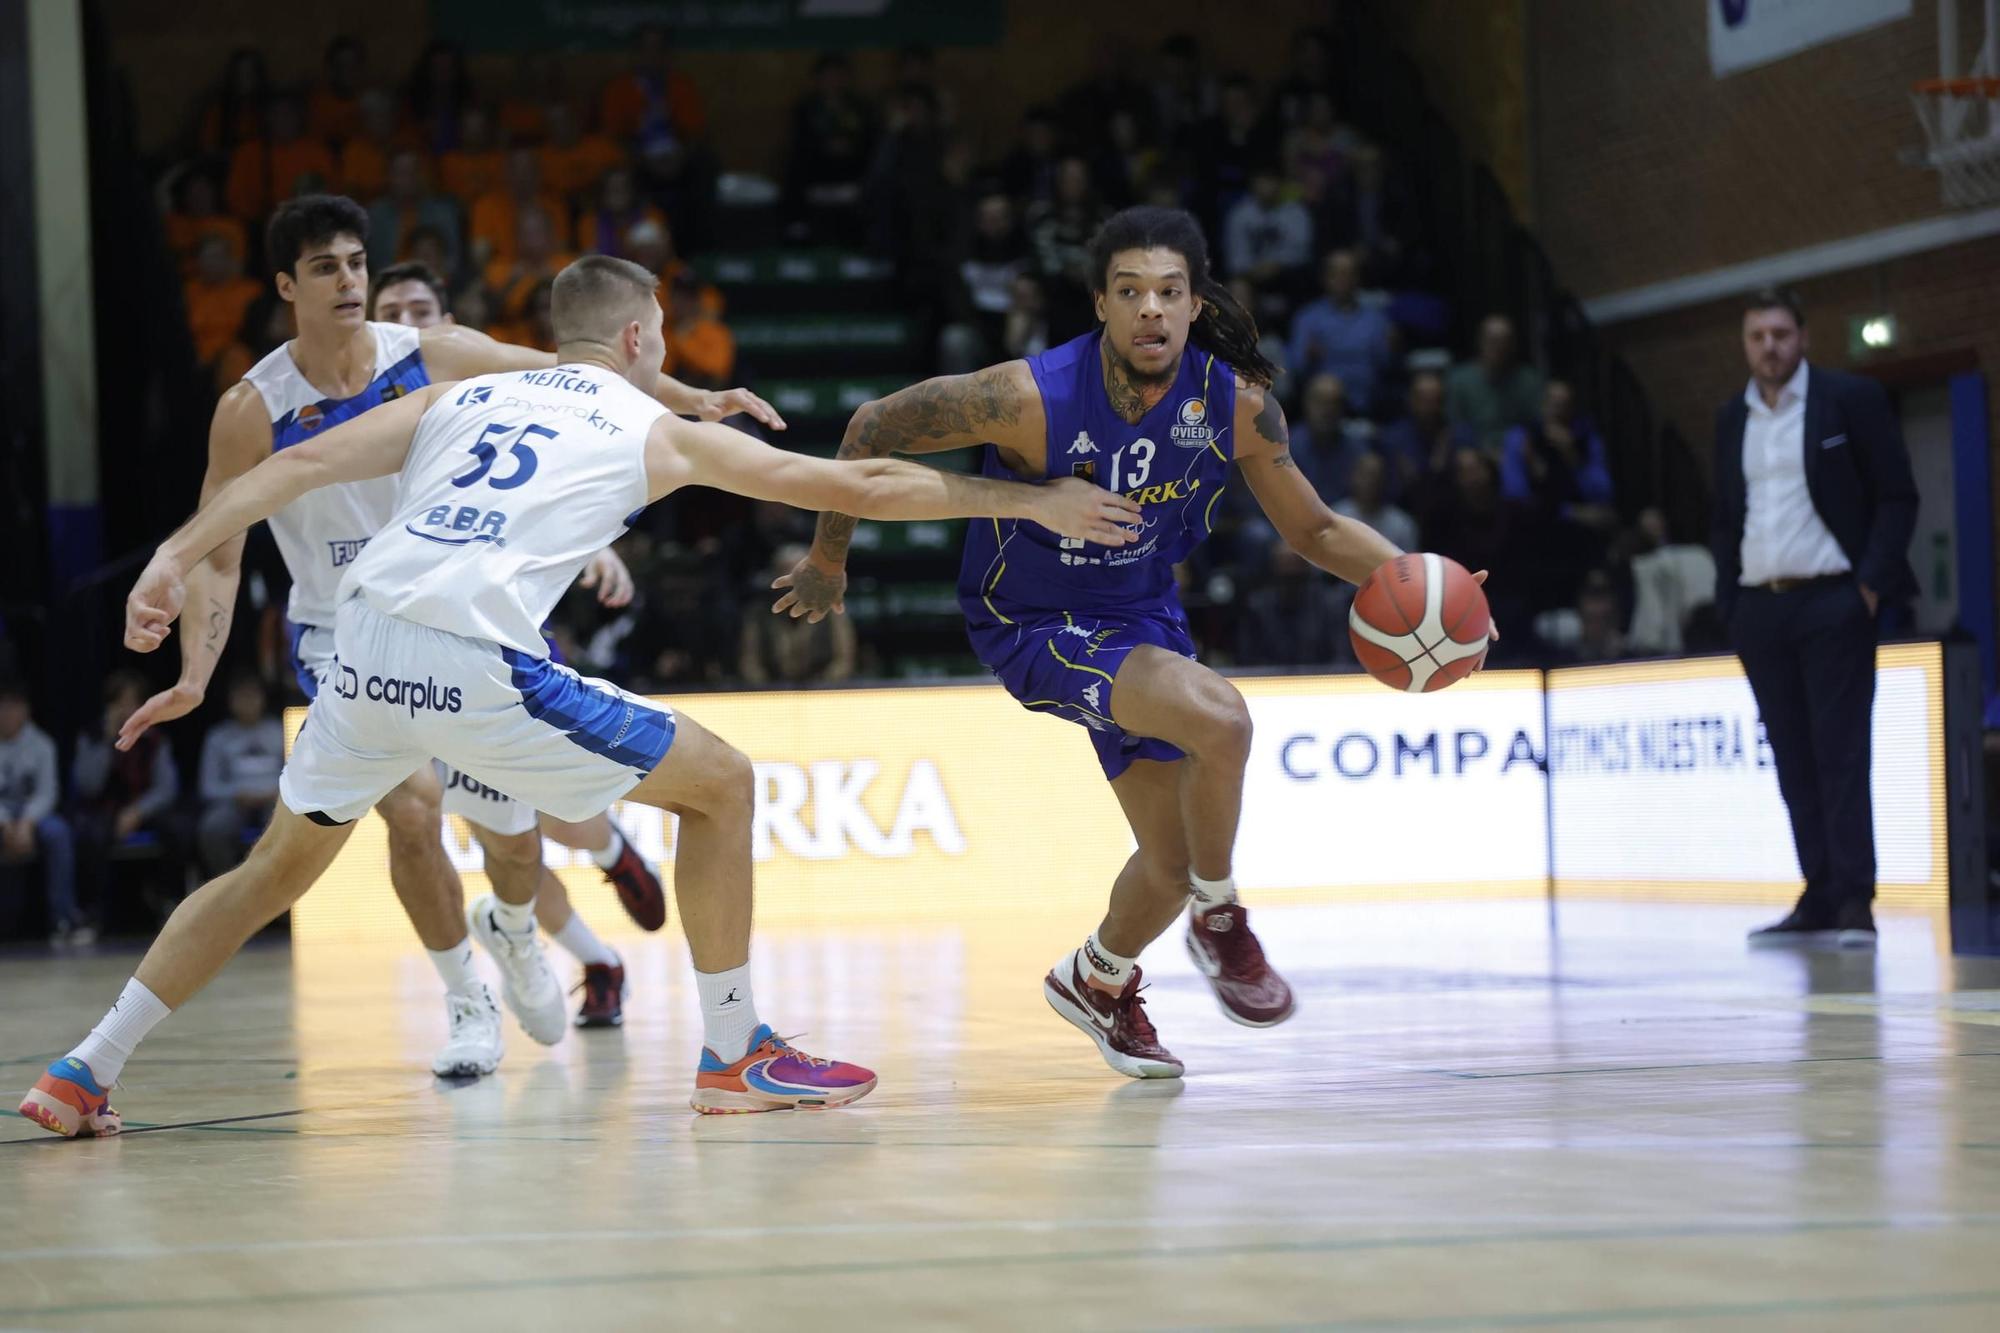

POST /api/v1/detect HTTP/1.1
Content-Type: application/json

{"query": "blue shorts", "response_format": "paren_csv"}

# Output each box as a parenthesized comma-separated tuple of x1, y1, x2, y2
(968, 606, 1196, 780)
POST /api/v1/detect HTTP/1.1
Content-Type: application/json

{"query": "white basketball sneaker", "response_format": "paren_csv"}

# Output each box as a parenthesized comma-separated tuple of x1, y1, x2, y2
(433, 983, 504, 1078)
(467, 896, 568, 1046)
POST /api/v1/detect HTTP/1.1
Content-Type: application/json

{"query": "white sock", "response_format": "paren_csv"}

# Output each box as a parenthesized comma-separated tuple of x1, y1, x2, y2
(589, 825, 624, 870)
(66, 978, 171, 1087)
(552, 912, 619, 968)
(1189, 871, 1238, 910)
(695, 963, 762, 1062)
(427, 939, 482, 996)
(1075, 931, 1137, 992)
(489, 896, 535, 935)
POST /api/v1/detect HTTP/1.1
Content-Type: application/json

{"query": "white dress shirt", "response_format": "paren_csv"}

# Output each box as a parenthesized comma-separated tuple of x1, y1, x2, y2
(1739, 360, 1850, 586)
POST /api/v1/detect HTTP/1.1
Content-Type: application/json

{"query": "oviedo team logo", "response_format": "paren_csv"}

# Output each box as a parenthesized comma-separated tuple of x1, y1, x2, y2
(1170, 397, 1212, 448)
(296, 403, 325, 432)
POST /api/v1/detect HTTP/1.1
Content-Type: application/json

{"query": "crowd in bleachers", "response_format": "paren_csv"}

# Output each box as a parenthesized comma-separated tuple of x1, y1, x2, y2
(0, 23, 1726, 941)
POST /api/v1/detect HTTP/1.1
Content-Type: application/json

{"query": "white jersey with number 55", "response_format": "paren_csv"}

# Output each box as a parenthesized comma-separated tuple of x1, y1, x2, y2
(340, 362, 666, 657)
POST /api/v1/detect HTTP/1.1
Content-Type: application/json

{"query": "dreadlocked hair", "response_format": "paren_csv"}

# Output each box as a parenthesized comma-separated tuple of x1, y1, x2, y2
(1085, 205, 1278, 388)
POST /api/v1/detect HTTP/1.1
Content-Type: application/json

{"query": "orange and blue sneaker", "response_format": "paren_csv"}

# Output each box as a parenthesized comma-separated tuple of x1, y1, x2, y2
(18, 1057, 123, 1138)
(690, 1025, 876, 1114)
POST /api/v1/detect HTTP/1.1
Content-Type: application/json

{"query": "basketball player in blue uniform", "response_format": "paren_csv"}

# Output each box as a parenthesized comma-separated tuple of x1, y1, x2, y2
(19, 254, 1141, 1134)
(117, 197, 781, 1073)
(778, 206, 1469, 1078)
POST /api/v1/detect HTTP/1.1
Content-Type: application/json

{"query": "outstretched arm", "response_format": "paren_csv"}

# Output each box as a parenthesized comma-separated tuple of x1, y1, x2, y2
(419, 321, 786, 430)
(1234, 382, 1400, 585)
(649, 415, 1136, 539)
(806, 362, 1043, 563)
(776, 362, 1044, 619)
(124, 386, 446, 655)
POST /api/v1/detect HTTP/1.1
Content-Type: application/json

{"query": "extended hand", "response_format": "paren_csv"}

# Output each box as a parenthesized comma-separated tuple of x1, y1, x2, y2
(124, 552, 188, 653)
(772, 552, 848, 623)
(1033, 478, 1145, 545)
(697, 387, 787, 431)
(579, 548, 635, 608)
(1472, 569, 1501, 643)
(117, 681, 205, 751)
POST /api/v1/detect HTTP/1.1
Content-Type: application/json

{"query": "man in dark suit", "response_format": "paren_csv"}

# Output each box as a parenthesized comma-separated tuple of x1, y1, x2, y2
(1712, 287, 1918, 948)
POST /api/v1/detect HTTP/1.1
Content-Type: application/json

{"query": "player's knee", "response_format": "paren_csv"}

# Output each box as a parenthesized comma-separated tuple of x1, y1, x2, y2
(713, 744, 755, 815)
(478, 827, 541, 872)
(376, 786, 440, 843)
(1193, 691, 1254, 764)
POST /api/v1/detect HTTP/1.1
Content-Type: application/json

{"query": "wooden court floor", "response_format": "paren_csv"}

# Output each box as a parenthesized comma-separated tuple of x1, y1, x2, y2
(4, 899, 2000, 1331)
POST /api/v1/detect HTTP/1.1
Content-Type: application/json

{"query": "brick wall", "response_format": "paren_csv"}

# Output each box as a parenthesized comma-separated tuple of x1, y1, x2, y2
(1600, 232, 2000, 515)
(1530, 0, 1948, 299)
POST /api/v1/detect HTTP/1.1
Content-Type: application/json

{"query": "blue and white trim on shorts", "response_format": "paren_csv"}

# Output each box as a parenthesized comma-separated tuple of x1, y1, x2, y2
(501, 648, 675, 773)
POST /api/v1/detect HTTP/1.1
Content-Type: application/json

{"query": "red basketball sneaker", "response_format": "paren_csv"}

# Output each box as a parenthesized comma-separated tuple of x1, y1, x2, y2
(1043, 960, 1183, 1079)
(602, 835, 667, 932)
(573, 960, 626, 1028)
(1185, 904, 1297, 1027)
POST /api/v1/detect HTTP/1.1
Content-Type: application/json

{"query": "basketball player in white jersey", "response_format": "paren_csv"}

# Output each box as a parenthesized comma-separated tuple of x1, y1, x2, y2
(19, 254, 1141, 1134)
(115, 198, 779, 1075)
(368, 259, 678, 1036)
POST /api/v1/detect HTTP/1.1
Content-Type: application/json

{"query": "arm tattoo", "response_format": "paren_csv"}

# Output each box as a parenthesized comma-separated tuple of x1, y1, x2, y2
(200, 597, 228, 662)
(811, 367, 1023, 562)
(1269, 452, 1297, 470)
(1251, 389, 1290, 450)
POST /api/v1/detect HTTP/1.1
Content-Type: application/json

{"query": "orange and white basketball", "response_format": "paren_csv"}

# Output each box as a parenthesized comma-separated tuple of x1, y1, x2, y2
(1348, 553, 1491, 693)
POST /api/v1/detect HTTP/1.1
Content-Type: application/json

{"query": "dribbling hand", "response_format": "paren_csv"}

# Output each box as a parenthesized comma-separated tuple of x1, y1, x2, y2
(1032, 478, 1145, 546)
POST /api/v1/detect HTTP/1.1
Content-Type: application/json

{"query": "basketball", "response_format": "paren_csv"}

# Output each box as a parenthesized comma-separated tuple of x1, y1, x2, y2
(1348, 553, 1491, 693)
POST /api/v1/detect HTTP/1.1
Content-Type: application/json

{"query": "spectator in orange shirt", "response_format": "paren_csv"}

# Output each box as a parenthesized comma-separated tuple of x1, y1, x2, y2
(405, 38, 471, 154)
(162, 170, 245, 279)
(198, 47, 268, 154)
(438, 106, 505, 201)
(470, 147, 571, 268)
(575, 166, 665, 258)
(599, 26, 707, 152)
(661, 270, 735, 386)
(540, 101, 624, 197)
(337, 89, 409, 200)
(226, 95, 335, 221)
(367, 148, 463, 277)
(184, 235, 262, 370)
(307, 35, 368, 143)
(482, 207, 574, 325)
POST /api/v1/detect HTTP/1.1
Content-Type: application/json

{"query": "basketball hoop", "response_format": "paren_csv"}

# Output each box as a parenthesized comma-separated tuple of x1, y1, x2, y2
(1909, 76, 2000, 207)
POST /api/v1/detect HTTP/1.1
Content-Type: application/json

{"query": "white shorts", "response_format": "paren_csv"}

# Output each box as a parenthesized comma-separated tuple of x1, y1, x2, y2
(280, 596, 675, 827)
(291, 622, 538, 835)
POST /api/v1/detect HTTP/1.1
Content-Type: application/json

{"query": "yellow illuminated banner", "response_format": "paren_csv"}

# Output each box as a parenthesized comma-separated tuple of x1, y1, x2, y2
(286, 645, 1950, 946)
(1546, 642, 1947, 907)
(288, 671, 1551, 945)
